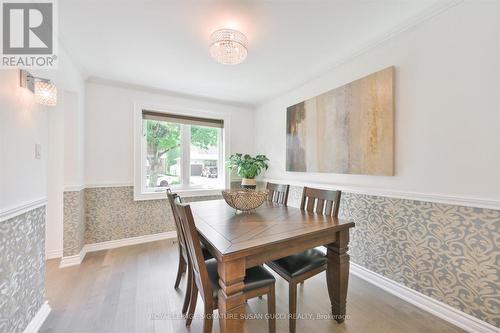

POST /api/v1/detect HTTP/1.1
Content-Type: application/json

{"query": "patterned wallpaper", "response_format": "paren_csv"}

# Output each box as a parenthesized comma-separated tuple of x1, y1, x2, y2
(85, 187, 175, 244)
(61, 184, 500, 327)
(63, 186, 221, 251)
(287, 186, 500, 328)
(0, 206, 46, 333)
(63, 190, 85, 256)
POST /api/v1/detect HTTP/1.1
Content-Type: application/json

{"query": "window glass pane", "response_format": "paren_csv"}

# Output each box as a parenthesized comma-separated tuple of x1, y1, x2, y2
(189, 125, 221, 188)
(145, 119, 181, 189)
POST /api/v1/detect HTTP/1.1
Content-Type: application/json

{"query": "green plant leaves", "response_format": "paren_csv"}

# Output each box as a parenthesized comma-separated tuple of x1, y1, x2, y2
(226, 153, 269, 179)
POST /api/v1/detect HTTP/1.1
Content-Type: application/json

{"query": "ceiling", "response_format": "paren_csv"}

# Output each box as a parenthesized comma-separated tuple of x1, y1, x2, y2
(60, 0, 444, 106)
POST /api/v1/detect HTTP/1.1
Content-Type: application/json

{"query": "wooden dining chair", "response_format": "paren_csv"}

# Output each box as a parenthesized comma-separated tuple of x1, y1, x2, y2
(266, 187, 342, 333)
(300, 187, 341, 217)
(167, 190, 213, 315)
(266, 182, 290, 205)
(174, 201, 277, 333)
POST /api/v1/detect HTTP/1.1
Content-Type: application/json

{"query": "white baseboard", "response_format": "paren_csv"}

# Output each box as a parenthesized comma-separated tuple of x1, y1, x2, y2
(22, 301, 51, 333)
(350, 263, 500, 333)
(84, 231, 177, 252)
(45, 249, 62, 260)
(59, 248, 86, 268)
(59, 231, 177, 268)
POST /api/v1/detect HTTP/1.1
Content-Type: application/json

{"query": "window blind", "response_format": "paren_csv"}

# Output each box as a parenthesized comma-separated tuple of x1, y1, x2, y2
(142, 110, 224, 128)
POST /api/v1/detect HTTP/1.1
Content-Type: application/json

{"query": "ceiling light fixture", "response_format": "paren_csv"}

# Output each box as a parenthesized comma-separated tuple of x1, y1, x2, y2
(209, 29, 248, 65)
(20, 70, 57, 106)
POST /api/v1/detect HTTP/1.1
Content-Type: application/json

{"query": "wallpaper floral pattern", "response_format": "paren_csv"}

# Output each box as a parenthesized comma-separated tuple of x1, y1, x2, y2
(61, 184, 500, 326)
(63, 190, 85, 256)
(288, 186, 500, 327)
(84, 187, 175, 244)
(0, 206, 46, 333)
(62, 186, 222, 250)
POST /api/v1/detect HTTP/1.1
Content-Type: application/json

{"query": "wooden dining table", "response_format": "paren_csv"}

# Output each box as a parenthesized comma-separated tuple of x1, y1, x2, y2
(189, 199, 355, 333)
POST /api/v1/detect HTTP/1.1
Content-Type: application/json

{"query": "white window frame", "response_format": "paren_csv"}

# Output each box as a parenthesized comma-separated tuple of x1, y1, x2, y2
(133, 102, 230, 201)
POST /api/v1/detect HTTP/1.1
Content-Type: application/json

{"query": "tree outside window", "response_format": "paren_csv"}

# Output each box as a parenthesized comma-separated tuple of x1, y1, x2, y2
(145, 120, 220, 189)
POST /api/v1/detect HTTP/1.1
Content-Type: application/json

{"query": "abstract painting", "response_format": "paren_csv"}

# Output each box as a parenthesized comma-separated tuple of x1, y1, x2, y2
(286, 66, 394, 175)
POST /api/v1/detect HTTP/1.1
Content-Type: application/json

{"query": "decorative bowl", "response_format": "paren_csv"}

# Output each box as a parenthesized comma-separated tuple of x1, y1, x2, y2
(222, 189, 268, 212)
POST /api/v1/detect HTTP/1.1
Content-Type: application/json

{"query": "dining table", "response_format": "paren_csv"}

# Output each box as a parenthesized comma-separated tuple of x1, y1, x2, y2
(189, 199, 355, 333)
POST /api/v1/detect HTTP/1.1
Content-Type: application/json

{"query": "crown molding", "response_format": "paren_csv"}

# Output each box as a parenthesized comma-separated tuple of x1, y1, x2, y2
(256, 0, 464, 107)
(86, 76, 255, 109)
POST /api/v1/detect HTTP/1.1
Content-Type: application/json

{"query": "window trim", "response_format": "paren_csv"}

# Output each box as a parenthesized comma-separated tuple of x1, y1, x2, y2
(133, 102, 231, 201)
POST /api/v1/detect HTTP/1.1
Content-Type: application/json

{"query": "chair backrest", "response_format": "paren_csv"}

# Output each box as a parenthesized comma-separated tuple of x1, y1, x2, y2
(167, 190, 187, 262)
(300, 187, 342, 217)
(266, 182, 290, 205)
(174, 201, 213, 303)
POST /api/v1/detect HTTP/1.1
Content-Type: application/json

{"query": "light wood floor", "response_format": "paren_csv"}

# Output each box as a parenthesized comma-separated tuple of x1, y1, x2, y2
(41, 240, 464, 333)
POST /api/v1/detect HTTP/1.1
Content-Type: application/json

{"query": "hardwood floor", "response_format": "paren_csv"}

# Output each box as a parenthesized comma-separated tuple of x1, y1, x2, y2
(41, 240, 464, 333)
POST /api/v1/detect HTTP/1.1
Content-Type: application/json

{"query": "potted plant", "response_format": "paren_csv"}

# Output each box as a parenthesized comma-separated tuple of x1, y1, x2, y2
(226, 153, 269, 189)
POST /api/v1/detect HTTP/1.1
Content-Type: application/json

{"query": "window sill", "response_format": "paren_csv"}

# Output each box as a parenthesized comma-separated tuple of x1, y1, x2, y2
(133, 188, 224, 201)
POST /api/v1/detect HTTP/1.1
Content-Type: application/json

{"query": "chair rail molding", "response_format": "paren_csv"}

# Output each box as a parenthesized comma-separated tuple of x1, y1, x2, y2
(263, 178, 500, 210)
(0, 197, 48, 222)
(351, 263, 500, 333)
(63, 184, 86, 192)
(82, 182, 134, 189)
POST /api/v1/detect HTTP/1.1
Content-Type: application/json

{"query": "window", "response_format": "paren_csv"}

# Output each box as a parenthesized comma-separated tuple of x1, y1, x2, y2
(140, 110, 225, 196)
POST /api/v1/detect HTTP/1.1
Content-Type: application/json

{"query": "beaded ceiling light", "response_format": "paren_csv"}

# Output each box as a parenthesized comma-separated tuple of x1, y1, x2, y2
(209, 29, 248, 65)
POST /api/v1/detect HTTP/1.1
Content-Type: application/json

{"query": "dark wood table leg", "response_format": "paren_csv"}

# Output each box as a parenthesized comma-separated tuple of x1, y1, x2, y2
(326, 229, 350, 323)
(218, 259, 246, 333)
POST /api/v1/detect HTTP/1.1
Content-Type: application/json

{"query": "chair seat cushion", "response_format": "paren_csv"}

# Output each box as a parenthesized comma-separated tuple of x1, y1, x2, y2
(315, 246, 327, 255)
(269, 248, 327, 278)
(200, 242, 213, 260)
(205, 259, 275, 299)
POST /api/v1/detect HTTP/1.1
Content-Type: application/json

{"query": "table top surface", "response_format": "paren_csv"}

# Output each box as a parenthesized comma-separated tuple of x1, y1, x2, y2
(189, 199, 355, 258)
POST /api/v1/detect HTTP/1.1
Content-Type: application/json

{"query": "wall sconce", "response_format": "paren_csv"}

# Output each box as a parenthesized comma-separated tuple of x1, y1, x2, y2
(20, 69, 57, 106)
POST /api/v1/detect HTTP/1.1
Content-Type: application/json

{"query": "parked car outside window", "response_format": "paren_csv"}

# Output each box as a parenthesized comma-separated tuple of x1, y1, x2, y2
(201, 167, 218, 178)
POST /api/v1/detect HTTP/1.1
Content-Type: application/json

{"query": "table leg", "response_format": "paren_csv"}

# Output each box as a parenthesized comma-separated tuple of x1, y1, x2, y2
(326, 229, 350, 323)
(218, 259, 246, 333)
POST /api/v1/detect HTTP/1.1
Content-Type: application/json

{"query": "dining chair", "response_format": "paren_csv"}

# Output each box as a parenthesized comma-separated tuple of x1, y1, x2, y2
(174, 201, 277, 333)
(166, 190, 213, 315)
(266, 182, 290, 205)
(266, 186, 342, 333)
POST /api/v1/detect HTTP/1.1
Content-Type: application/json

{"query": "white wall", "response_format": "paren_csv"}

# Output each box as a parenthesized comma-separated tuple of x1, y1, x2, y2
(0, 71, 47, 212)
(43, 47, 86, 257)
(0, 46, 85, 255)
(254, 1, 500, 203)
(85, 80, 255, 186)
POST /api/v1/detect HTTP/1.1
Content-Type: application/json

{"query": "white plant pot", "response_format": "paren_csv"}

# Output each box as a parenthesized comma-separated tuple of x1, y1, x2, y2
(241, 178, 257, 189)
